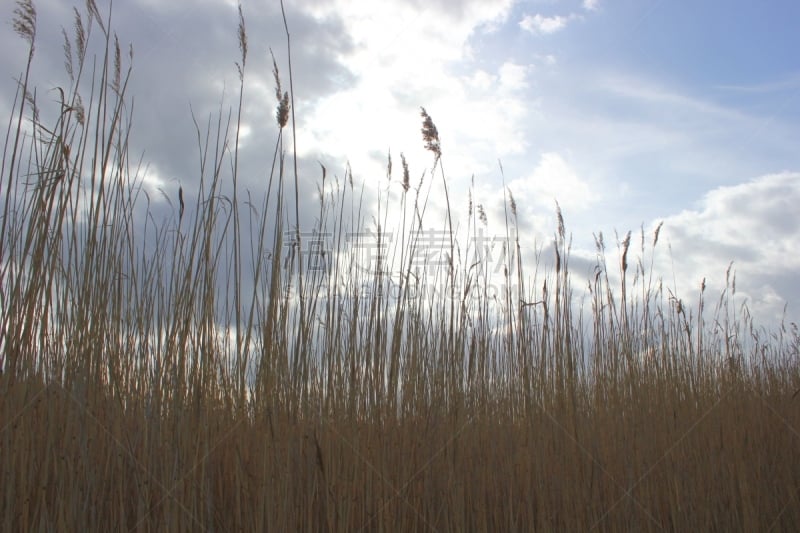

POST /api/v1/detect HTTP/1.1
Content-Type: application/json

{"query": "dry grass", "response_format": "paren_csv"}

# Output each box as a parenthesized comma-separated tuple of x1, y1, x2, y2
(2, 1, 800, 531)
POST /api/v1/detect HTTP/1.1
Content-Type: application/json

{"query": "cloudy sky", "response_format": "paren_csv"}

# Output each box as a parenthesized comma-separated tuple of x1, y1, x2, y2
(2, 0, 799, 328)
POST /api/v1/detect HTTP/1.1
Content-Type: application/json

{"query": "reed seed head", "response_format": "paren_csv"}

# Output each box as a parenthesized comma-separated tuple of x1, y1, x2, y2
(508, 188, 517, 218)
(236, 4, 247, 80)
(401, 153, 410, 192)
(13, 0, 37, 49)
(271, 50, 290, 128)
(420, 107, 441, 158)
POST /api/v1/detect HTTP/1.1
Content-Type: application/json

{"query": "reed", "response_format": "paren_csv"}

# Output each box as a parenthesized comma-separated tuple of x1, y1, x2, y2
(1, 1, 799, 530)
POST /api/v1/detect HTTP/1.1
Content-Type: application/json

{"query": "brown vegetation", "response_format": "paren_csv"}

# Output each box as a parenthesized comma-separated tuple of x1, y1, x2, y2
(2, 1, 799, 530)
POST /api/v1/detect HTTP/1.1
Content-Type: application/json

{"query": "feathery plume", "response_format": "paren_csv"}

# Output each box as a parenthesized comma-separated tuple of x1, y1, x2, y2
(112, 34, 121, 93)
(74, 8, 86, 59)
(235, 4, 247, 81)
(400, 153, 410, 193)
(653, 221, 663, 247)
(62, 28, 74, 82)
(420, 107, 441, 158)
(271, 49, 290, 128)
(556, 201, 565, 241)
(478, 204, 487, 226)
(13, 0, 37, 50)
(621, 230, 631, 273)
(86, 0, 106, 36)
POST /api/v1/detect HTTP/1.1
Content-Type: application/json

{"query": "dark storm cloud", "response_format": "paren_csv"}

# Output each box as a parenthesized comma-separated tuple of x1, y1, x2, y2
(1, 0, 356, 190)
(0, 0, 364, 330)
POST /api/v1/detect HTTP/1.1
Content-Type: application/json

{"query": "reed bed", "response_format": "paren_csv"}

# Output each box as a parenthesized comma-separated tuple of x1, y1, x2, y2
(2, 1, 799, 530)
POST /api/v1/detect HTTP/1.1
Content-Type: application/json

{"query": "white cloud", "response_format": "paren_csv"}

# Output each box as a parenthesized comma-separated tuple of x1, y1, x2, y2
(520, 13, 572, 35)
(524, 69, 800, 230)
(508, 152, 596, 213)
(291, 0, 532, 188)
(654, 172, 800, 326)
(498, 62, 530, 91)
(466, 70, 495, 91)
(582, 0, 599, 11)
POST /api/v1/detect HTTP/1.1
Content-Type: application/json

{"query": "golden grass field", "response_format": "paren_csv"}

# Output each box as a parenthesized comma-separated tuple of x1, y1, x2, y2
(2, 1, 799, 530)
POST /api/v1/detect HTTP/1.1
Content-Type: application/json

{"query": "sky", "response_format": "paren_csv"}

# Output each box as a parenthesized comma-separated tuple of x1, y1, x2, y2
(2, 0, 799, 330)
